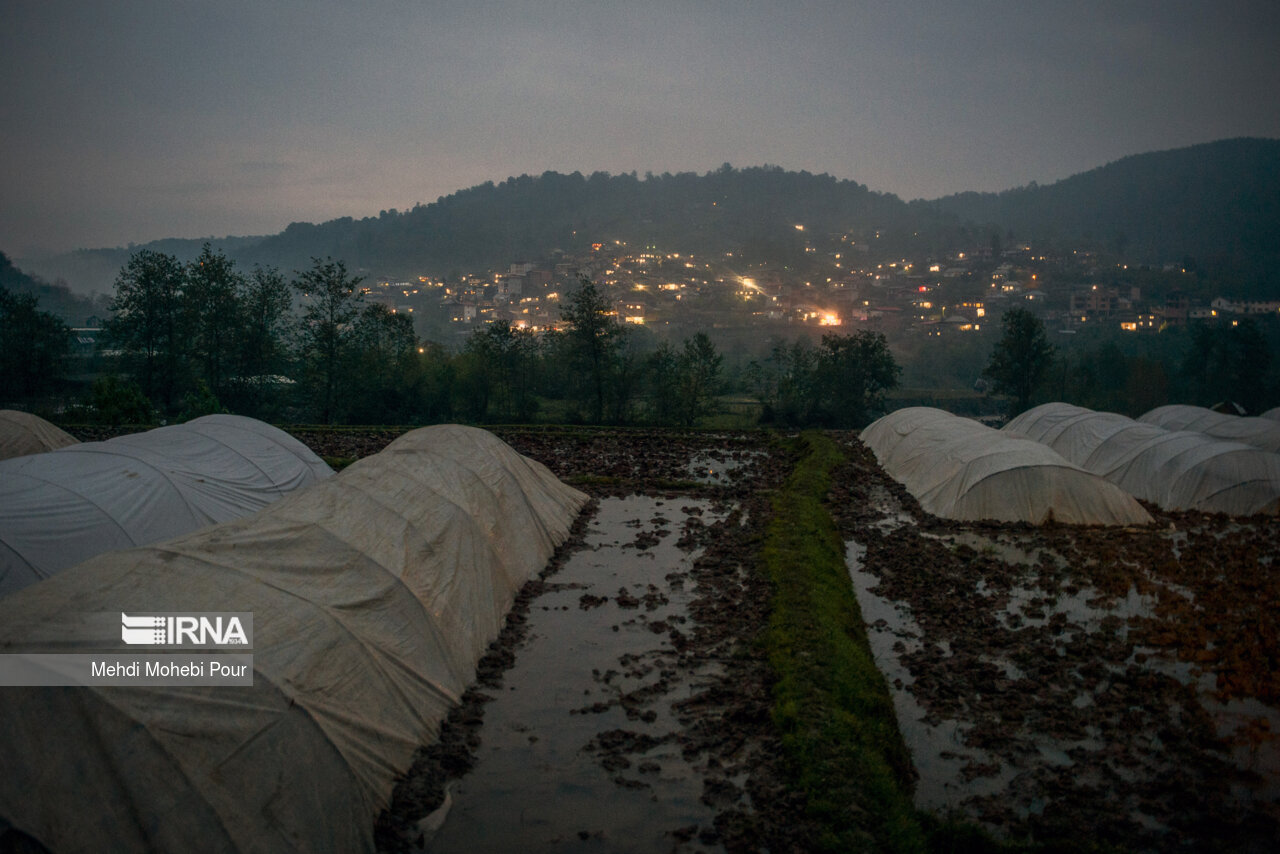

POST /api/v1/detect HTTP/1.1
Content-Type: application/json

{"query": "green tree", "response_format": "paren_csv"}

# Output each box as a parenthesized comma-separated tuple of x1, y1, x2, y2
(0, 286, 69, 403)
(233, 264, 295, 417)
(560, 278, 625, 423)
(416, 340, 457, 423)
(676, 332, 723, 427)
(184, 244, 244, 399)
(646, 342, 680, 425)
(346, 303, 419, 423)
(607, 345, 644, 425)
(76, 375, 157, 426)
(453, 348, 493, 421)
(105, 250, 186, 411)
(464, 320, 540, 422)
(178, 379, 228, 421)
(1183, 319, 1272, 413)
(983, 308, 1056, 416)
(292, 258, 363, 423)
(816, 330, 900, 427)
(754, 338, 822, 425)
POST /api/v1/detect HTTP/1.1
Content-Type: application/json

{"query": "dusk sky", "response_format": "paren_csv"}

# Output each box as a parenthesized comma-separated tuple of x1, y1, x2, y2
(3, 0, 1279, 255)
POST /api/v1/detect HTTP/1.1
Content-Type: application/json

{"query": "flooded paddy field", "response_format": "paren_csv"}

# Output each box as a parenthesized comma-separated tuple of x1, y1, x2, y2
(272, 425, 1276, 852)
(371, 429, 811, 852)
(424, 495, 735, 851)
(830, 436, 1280, 852)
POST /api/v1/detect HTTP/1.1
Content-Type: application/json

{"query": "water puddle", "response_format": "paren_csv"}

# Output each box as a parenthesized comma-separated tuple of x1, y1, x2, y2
(920, 530, 1063, 569)
(428, 496, 730, 852)
(844, 528, 1278, 836)
(684, 450, 766, 485)
(844, 541, 1019, 810)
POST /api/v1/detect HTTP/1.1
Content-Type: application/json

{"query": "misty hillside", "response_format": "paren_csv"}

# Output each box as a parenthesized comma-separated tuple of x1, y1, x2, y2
(925, 138, 1280, 273)
(15, 139, 1280, 296)
(0, 251, 109, 325)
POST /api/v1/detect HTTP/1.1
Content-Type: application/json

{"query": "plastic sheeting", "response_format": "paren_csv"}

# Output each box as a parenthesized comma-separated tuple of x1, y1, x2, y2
(1005, 403, 1280, 516)
(861, 407, 1152, 525)
(0, 424, 589, 854)
(0, 414, 333, 596)
(1138, 404, 1280, 453)
(0, 410, 77, 460)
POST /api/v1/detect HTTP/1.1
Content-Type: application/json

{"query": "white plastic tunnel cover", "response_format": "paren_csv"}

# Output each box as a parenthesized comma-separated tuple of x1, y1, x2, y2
(0, 424, 589, 854)
(0, 414, 333, 596)
(861, 407, 1153, 525)
(1005, 402, 1280, 516)
(1139, 404, 1280, 453)
(0, 410, 77, 461)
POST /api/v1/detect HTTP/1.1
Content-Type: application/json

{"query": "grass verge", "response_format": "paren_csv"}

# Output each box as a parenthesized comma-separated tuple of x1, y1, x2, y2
(762, 431, 926, 853)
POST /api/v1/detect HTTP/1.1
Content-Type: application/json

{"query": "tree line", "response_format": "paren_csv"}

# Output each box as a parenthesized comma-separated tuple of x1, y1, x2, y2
(981, 307, 1279, 418)
(7, 244, 897, 428)
(8, 246, 1278, 428)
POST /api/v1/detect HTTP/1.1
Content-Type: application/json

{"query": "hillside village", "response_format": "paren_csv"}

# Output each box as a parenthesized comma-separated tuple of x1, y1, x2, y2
(357, 236, 1279, 346)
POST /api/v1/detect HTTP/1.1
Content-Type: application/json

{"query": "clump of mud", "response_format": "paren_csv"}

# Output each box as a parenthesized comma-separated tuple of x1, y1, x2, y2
(829, 434, 1280, 852)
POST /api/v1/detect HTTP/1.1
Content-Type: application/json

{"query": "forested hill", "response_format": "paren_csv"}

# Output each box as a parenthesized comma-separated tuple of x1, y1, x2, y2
(923, 138, 1280, 275)
(14, 139, 1280, 295)
(0, 251, 108, 325)
(239, 166, 929, 275)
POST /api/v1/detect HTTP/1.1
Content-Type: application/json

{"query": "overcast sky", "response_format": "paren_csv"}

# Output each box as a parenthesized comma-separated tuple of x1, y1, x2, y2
(3, 0, 1278, 255)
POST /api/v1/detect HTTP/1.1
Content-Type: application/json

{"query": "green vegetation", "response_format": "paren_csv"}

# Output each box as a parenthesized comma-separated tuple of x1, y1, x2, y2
(63, 375, 157, 426)
(291, 257, 367, 423)
(928, 138, 1280, 295)
(750, 331, 900, 427)
(0, 250, 108, 325)
(761, 433, 924, 852)
(239, 165, 940, 278)
(982, 308, 1056, 416)
(105, 248, 187, 411)
(65, 251, 863, 428)
(25, 142, 1280, 300)
(558, 278, 627, 424)
(0, 284, 69, 403)
(1182, 318, 1272, 414)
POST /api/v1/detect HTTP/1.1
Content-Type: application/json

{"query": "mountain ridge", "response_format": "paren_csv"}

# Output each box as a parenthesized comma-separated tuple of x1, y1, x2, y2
(14, 138, 1280, 297)
(925, 138, 1280, 267)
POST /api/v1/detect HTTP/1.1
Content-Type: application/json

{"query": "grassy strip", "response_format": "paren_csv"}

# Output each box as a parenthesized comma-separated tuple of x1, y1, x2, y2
(762, 431, 926, 853)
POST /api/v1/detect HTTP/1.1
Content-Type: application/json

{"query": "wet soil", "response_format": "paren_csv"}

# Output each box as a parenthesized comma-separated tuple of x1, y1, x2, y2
(68, 423, 1278, 850)
(828, 434, 1280, 852)
(422, 496, 735, 850)
(369, 429, 814, 853)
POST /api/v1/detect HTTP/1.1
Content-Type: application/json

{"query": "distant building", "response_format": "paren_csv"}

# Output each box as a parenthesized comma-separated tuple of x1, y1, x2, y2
(1211, 297, 1280, 315)
(495, 275, 524, 303)
(69, 327, 104, 356)
(1163, 292, 1190, 327)
(1119, 313, 1158, 332)
(1070, 285, 1118, 317)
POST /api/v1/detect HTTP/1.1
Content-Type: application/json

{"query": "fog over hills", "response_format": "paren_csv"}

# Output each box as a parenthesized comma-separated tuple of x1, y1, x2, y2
(14, 138, 1280, 297)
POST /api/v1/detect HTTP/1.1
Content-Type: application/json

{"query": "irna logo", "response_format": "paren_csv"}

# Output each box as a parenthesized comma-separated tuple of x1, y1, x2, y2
(121, 613, 250, 647)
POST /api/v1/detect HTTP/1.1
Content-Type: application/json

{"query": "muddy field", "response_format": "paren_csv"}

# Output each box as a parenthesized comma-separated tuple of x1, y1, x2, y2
(68, 423, 1279, 850)
(292, 426, 1278, 852)
(829, 436, 1279, 852)
(372, 430, 814, 852)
